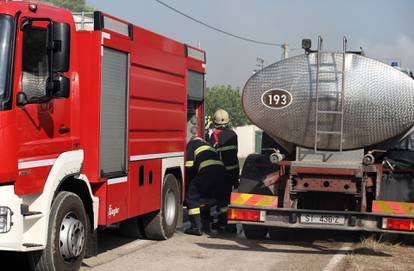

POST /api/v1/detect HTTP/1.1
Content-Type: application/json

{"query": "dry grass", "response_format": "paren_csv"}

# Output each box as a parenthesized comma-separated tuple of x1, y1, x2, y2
(341, 235, 414, 271)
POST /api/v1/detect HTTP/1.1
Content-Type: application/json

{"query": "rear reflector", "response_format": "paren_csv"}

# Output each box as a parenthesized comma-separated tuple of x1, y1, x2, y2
(382, 218, 414, 231)
(227, 208, 265, 222)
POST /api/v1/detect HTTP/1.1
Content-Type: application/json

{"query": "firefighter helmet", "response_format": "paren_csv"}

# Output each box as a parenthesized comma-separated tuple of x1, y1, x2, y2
(214, 109, 230, 125)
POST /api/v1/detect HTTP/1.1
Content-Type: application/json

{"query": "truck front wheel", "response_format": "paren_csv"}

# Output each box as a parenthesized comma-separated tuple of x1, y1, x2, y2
(29, 192, 87, 271)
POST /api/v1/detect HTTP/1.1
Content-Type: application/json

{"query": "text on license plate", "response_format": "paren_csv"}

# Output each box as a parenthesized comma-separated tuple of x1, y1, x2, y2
(300, 214, 345, 225)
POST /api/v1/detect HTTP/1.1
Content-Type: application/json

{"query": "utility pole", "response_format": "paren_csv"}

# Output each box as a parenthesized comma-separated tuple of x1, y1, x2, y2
(281, 41, 289, 59)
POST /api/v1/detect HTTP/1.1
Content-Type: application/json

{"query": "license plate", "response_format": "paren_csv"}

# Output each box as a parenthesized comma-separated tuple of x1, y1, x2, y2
(300, 214, 345, 225)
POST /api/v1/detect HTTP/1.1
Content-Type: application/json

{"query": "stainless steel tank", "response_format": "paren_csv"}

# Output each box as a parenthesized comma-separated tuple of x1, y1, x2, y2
(242, 53, 414, 150)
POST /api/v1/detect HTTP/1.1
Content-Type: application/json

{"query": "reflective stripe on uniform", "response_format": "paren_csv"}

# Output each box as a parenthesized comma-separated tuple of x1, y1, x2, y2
(198, 160, 224, 172)
(225, 164, 239, 171)
(217, 145, 237, 152)
(194, 145, 217, 157)
(185, 160, 194, 167)
(188, 207, 201, 215)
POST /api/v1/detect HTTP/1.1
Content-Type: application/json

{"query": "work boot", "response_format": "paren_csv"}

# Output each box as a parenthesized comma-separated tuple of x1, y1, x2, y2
(201, 220, 211, 234)
(200, 207, 212, 233)
(185, 214, 202, 236)
(212, 212, 227, 231)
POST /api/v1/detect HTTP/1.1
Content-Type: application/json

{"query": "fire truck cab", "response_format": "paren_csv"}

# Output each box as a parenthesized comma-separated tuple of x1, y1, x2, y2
(0, 1, 206, 270)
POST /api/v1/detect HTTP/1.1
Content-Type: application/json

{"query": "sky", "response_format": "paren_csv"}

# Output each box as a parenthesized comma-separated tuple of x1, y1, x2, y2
(87, 0, 414, 88)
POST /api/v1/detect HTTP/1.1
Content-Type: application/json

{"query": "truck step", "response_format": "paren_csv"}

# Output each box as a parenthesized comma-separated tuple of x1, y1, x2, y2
(23, 243, 43, 248)
(23, 211, 42, 217)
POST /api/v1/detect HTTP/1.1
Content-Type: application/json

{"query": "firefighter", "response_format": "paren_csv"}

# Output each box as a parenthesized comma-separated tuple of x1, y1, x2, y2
(185, 127, 226, 236)
(208, 109, 239, 231)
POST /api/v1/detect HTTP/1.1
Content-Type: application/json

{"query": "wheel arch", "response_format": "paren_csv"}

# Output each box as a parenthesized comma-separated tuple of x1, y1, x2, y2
(161, 156, 184, 201)
(164, 167, 183, 202)
(55, 175, 94, 232)
(24, 150, 98, 249)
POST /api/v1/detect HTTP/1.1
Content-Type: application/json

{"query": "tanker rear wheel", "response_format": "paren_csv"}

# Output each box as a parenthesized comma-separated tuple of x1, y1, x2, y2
(238, 154, 277, 195)
(119, 216, 146, 239)
(243, 225, 268, 240)
(268, 227, 293, 241)
(142, 174, 180, 240)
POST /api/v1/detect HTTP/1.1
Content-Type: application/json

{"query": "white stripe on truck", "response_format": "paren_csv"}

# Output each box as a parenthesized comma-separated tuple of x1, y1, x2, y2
(107, 177, 128, 185)
(130, 152, 184, 162)
(18, 159, 57, 170)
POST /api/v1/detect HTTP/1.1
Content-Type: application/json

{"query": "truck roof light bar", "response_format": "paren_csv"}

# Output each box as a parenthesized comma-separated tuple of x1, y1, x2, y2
(93, 11, 133, 40)
(185, 45, 206, 63)
(28, 3, 38, 12)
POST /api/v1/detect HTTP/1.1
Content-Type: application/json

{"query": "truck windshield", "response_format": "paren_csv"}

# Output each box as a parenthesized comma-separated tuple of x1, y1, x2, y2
(0, 15, 13, 104)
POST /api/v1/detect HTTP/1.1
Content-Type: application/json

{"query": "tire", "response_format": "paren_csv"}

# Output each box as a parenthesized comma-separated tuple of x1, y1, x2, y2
(28, 192, 87, 271)
(142, 174, 180, 240)
(268, 227, 292, 241)
(119, 217, 146, 239)
(243, 224, 268, 240)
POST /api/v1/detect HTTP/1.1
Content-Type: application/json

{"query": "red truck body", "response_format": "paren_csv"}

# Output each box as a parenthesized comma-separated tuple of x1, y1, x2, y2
(0, 2, 205, 268)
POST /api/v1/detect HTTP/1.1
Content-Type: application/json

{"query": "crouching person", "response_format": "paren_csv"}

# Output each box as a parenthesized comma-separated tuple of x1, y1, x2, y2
(185, 135, 226, 236)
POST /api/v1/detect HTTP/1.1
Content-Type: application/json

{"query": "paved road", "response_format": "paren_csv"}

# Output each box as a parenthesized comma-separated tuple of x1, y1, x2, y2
(81, 226, 359, 271)
(1, 226, 376, 271)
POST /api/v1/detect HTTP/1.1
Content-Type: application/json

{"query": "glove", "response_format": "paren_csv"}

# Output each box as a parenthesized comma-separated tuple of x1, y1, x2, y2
(233, 180, 240, 190)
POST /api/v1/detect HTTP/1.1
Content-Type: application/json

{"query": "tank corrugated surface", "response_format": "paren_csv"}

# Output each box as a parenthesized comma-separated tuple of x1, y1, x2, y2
(243, 53, 414, 150)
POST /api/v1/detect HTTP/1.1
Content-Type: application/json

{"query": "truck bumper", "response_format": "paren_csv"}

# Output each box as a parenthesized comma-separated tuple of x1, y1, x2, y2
(0, 185, 44, 252)
(228, 205, 414, 235)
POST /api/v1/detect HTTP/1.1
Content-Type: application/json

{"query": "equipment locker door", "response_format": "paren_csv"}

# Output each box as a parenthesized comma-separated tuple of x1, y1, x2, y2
(101, 46, 130, 224)
(100, 47, 129, 177)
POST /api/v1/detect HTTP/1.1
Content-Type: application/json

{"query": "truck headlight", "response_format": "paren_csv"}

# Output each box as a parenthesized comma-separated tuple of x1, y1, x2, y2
(0, 207, 12, 233)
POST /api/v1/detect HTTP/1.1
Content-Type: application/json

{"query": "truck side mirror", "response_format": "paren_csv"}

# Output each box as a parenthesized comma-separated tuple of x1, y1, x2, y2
(16, 92, 29, 107)
(52, 22, 70, 72)
(52, 75, 70, 99)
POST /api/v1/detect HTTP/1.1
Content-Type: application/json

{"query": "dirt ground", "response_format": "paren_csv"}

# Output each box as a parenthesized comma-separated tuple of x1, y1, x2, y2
(340, 235, 414, 271)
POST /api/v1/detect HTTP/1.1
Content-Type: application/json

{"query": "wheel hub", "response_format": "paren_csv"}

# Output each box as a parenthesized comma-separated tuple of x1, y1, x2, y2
(59, 213, 85, 261)
(164, 189, 176, 226)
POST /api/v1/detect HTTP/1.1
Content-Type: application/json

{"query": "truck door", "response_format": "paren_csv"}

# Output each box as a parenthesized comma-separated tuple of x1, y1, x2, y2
(15, 19, 73, 195)
(186, 70, 205, 140)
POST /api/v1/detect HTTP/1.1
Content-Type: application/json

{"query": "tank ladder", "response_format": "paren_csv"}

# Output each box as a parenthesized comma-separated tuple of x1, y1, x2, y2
(314, 36, 347, 152)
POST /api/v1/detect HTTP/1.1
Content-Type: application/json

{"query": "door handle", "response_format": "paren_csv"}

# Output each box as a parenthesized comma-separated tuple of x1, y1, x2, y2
(58, 127, 70, 134)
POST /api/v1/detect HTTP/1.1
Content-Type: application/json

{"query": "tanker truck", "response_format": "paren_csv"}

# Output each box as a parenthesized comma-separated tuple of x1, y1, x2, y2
(227, 37, 414, 239)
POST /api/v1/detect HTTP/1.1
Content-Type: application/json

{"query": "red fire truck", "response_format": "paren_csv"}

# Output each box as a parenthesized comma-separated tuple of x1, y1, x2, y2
(0, 1, 206, 270)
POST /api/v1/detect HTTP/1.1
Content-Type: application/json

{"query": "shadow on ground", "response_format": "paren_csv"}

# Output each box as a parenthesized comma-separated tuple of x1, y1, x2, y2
(0, 226, 143, 271)
(195, 228, 393, 258)
(95, 226, 138, 254)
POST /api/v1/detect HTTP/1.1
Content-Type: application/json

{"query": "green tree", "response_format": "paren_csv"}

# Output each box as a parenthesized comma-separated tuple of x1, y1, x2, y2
(205, 85, 249, 127)
(42, 0, 93, 12)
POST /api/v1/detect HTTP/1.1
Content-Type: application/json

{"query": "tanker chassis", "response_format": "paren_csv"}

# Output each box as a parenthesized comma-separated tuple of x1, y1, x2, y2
(228, 37, 414, 239)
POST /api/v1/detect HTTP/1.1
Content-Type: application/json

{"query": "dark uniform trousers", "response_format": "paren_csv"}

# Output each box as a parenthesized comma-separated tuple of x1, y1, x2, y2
(185, 137, 226, 232)
(186, 165, 226, 212)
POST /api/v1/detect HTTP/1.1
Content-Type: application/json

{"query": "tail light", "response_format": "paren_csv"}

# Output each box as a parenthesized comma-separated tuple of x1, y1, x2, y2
(227, 208, 265, 222)
(382, 218, 414, 231)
